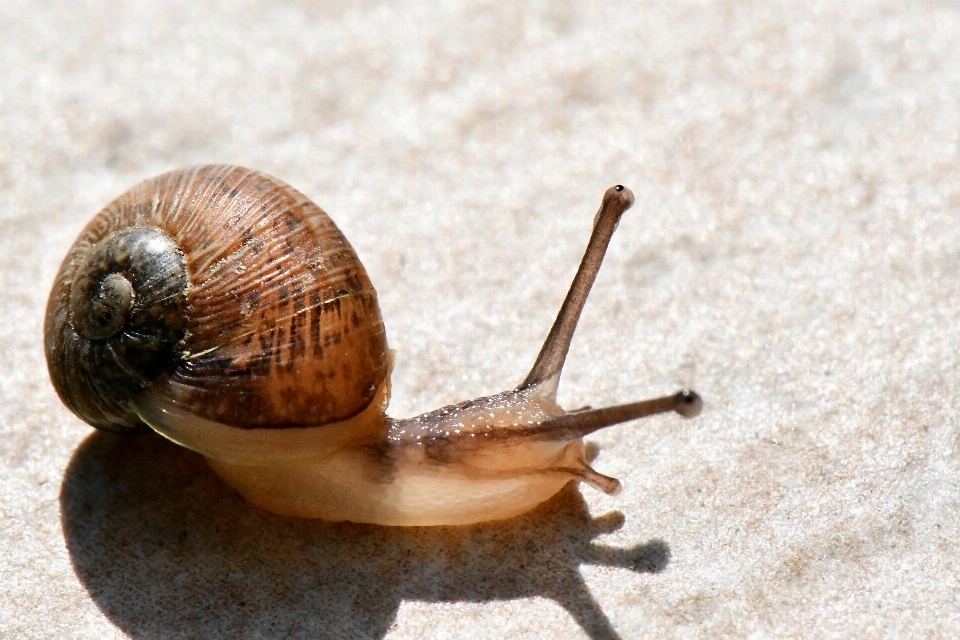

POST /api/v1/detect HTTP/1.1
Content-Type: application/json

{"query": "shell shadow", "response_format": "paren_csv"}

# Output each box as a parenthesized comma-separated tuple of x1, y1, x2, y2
(61, 431, 671, 640)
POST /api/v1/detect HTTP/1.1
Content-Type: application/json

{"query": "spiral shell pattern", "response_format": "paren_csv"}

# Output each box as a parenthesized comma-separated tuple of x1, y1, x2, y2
(45, 166, 389, 432)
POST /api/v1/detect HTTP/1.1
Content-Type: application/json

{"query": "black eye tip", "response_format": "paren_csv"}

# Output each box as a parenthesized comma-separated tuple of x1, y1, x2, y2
(614, 185, 624, 192)
(674, 389, 703, 418)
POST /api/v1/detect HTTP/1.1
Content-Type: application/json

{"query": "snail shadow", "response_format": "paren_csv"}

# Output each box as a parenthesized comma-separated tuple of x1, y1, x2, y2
(61, 432, 670, 640)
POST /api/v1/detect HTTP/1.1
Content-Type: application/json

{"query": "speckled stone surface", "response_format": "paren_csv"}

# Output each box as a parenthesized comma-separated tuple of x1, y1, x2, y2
(2, 2, 959, 638)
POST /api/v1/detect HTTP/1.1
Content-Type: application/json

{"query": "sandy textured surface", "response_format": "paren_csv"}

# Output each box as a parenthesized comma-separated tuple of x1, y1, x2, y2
(2, 1, 959, 638)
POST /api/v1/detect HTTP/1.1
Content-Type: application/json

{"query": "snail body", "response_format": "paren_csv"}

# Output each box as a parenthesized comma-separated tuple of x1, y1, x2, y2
(46, 166, 701, 526)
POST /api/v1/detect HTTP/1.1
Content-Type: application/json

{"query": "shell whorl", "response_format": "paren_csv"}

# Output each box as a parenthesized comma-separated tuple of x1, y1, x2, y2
(45, 165, 389, 434)
(46, 227, 189, 431)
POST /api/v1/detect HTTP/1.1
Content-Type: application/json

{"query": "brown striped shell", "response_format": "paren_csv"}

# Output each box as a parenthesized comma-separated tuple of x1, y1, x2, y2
(45, 166, 389, 433)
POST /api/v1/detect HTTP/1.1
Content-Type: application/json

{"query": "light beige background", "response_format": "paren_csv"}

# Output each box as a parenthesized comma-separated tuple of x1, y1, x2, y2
(2, 1, 958, 638)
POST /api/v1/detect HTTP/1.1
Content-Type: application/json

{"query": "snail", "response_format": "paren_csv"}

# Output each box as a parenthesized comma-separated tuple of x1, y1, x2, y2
(45, 165, 702, 526)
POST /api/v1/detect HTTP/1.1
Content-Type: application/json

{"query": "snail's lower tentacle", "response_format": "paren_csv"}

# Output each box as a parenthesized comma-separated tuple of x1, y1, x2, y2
(516, 389, 703, 442)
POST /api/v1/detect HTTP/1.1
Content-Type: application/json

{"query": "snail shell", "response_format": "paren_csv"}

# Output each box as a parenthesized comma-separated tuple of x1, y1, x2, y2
(45, 166, 388, 433)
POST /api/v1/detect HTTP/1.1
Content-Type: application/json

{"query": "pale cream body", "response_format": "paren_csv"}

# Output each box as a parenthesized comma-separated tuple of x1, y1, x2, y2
(135, 377, 609, 526)
(205, 439, 580, 526)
